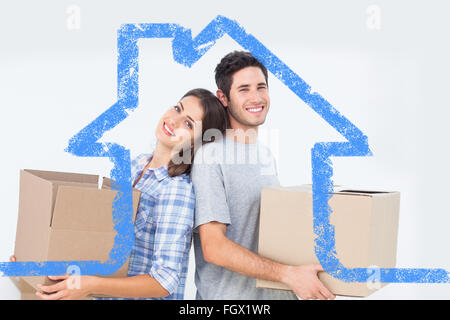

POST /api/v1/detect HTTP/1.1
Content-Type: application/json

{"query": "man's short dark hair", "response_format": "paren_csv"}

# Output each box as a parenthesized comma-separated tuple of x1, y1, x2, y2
(215, 51, 268, 100)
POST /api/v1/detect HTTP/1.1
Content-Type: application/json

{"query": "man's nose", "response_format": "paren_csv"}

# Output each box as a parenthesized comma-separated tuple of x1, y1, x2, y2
(249, 88, 262, 103)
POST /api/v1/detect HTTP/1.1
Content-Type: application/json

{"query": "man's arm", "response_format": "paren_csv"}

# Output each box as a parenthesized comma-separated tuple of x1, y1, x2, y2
(198, 221, 335, 300)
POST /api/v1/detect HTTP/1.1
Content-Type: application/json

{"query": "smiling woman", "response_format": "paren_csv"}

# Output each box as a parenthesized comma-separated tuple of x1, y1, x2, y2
(164, 89, 230, 177)
(12, 88, 229, 300)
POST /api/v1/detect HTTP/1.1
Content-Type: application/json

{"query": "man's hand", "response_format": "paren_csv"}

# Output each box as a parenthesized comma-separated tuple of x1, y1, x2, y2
(281, 264, 335, 300)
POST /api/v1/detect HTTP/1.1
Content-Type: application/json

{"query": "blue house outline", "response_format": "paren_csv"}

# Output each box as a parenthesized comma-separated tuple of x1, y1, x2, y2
(1, 15, 448, 285)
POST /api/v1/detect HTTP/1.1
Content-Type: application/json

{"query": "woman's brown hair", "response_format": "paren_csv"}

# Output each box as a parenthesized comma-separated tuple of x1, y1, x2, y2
(167, 88, 229, 177)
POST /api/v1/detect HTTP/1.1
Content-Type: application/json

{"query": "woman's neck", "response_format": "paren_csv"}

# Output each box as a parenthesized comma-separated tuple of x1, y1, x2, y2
(148, 142, 173, 169)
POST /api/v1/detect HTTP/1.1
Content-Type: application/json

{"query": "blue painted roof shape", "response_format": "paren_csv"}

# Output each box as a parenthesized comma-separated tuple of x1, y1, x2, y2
(1, 15, 448, 285)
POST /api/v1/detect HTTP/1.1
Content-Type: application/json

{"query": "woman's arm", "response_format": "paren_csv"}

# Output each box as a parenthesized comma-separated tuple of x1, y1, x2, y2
(12, 251, 169, 300)
(90, 274, 169, 298)
(37, 274, 169, 300)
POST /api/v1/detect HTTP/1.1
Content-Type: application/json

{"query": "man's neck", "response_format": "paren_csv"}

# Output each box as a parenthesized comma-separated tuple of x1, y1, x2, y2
(225, 125, 259, 144)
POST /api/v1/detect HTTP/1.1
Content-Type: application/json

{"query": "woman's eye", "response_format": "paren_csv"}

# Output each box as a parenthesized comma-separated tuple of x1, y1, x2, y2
(186, 121, 193, 129)
(174, 106, 181, 112)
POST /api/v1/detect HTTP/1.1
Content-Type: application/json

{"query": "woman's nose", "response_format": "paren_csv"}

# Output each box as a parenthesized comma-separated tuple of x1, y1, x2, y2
(168, 117, 178, 128)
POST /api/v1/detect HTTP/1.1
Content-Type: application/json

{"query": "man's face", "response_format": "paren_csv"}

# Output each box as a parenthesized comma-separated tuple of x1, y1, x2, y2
(221, 66, 270, 130)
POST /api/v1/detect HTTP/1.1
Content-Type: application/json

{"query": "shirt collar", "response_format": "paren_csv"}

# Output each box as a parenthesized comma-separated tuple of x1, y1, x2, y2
(150, 165, 169, 182)
(142, 154, 169, 182)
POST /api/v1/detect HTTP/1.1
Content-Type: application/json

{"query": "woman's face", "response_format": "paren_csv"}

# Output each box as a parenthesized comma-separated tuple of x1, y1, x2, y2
(155, 95, 205, 150)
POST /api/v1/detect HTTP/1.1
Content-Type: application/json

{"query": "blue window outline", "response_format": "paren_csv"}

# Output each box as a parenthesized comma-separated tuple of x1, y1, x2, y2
(1, 15, 448, 284)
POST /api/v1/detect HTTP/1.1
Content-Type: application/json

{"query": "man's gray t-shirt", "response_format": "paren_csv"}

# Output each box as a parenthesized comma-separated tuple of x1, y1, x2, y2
(191, 137, 297, 300)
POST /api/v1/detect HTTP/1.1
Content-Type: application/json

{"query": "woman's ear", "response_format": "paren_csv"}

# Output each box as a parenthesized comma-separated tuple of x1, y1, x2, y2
(216, 89, 228, 107)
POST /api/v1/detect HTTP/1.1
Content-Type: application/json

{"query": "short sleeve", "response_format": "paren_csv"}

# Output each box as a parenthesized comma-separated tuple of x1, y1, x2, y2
(191, 143, 231, 230)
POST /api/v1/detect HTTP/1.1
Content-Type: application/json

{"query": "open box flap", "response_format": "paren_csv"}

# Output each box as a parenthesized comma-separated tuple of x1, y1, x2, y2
(14, 170, 53, 261)
(51, 185, 118, 232)
(102, 176, 141, 218)
(51, 181, 140, 230)
(23, 169, 98, 184)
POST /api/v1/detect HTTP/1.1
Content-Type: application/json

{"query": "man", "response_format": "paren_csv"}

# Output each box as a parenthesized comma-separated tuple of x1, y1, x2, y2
(190, 51, 335, 300)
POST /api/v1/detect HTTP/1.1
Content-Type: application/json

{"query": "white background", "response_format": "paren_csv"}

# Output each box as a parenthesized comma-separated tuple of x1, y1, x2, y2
(0, 0, 449, 299)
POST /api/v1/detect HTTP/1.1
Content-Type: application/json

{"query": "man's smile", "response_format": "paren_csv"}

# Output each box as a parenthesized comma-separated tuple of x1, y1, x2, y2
(245, 105, 265, 114)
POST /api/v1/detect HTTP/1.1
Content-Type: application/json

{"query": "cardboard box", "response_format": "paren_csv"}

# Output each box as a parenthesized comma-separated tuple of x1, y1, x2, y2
(13, 169, 141, 292)
(257, 185, 400, 297)
(9, 277, 41, 300)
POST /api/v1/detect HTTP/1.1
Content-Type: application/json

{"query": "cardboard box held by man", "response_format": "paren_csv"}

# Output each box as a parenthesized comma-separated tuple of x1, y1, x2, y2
(257, 185, 400, 297)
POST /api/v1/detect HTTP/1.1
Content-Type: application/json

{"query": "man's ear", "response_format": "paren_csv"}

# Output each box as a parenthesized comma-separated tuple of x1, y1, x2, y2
(216, 89, 228, 107)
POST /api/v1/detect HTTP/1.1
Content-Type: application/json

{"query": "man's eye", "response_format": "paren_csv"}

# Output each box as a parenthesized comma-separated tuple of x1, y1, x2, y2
(174, 106, 181, 112)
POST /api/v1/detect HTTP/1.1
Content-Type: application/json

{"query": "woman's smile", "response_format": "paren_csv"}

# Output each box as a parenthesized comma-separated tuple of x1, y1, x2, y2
(162, 121, 175, 137)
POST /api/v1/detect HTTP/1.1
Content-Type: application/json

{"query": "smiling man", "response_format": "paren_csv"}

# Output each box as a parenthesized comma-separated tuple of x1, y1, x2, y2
(190, 51, 335, 300)
(217, 62, 269, 132)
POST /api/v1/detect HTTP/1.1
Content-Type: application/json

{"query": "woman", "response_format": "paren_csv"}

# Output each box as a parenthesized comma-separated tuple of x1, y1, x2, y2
(12, 88, 228, 300)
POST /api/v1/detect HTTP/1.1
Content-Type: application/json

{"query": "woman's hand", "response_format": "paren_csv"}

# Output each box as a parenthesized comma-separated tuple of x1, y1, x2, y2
(36, 275, 96, 300)
(11, 255, 95, 300)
